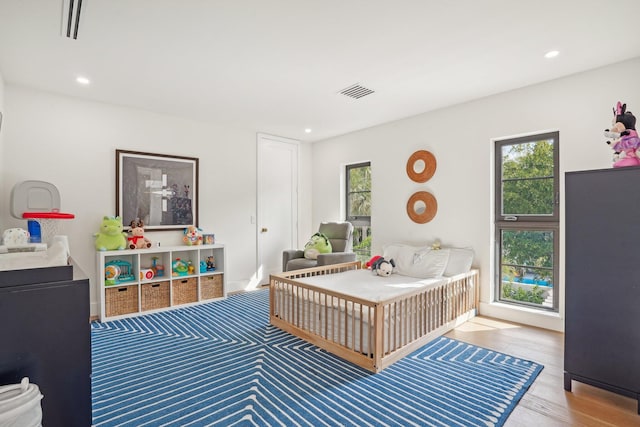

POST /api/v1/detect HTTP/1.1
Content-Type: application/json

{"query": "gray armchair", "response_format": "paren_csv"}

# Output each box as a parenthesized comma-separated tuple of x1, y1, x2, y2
(283, 222, 356, 272)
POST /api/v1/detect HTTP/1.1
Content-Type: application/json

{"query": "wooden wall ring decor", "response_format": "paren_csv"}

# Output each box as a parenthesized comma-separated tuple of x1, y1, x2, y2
(406, 150, 436, 183)
(407, 191, 437, 224)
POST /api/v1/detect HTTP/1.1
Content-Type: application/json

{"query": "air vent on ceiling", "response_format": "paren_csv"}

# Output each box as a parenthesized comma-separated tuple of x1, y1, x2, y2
(338, 84, 375, 99)
(61, 0, 83, 40)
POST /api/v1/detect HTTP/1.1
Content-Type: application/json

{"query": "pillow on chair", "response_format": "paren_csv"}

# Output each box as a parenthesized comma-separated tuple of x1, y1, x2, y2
(303, 232, 332, 259)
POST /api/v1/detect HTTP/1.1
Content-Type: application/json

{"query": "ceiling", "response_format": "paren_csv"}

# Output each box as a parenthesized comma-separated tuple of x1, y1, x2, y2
(1, 1, 640, 142)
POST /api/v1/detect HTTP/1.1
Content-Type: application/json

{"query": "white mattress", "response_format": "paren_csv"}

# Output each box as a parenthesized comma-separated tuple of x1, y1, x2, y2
(292, 269, 446, 303)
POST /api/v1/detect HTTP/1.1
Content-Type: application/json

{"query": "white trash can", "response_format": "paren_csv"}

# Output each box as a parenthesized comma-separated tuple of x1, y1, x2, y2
(0, 378, 43, 427)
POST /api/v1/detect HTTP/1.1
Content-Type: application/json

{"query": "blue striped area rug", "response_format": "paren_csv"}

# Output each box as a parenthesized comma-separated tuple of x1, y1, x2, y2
(91, 289, 543, 427)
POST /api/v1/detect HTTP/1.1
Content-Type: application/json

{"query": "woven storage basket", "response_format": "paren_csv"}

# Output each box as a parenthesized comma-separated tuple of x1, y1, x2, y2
(105, 285, 139, 317)
(201, 274, 223, 300)
(172, 278, 198, 305)
(141, 281, 170, 311)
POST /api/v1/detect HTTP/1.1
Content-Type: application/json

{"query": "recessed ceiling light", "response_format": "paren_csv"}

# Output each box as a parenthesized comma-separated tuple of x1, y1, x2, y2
(305, 128, 312, 133)
(76, 76, 90, 85)
(544, 50, 559, 59)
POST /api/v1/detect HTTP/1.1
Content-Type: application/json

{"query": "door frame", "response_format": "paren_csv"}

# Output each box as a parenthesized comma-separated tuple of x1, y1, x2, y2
(256, 133, 299, 284)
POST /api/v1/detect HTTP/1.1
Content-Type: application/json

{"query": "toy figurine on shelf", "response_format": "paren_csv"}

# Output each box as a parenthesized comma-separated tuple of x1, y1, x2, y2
(188, 261, 195, 275)
(206, 256, 216, 271)
(183, 225, 203, 246)
(151, 257, 165, 277)
(94, 216, 127, 251)
(172, 258, 189, 276)
(605, 101, 640, 167)
(127, 218, 152, 249)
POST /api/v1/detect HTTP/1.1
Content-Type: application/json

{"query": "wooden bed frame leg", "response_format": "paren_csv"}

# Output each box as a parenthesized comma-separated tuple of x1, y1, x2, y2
(374, 304, 383, 372)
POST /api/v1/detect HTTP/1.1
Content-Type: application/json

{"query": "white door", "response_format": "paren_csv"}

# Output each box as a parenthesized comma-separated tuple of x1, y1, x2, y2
(257, 133, 298, 285)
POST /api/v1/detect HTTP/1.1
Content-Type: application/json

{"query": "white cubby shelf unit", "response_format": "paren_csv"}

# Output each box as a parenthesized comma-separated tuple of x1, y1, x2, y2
(97, 244, 226, 321)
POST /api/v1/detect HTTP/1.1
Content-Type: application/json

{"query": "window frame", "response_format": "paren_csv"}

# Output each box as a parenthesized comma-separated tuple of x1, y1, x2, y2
(345, 161, 372, 263)
(345, 162, 371, 225)
(494, 131, 559, 312)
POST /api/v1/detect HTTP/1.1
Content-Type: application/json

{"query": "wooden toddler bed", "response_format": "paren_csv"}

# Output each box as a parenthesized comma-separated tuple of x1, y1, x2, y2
(269, 261, 479, 373)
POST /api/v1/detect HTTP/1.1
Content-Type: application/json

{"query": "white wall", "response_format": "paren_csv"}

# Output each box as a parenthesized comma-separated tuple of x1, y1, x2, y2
(0, 71, 5, 231)
(1, 86, 270, 315)
(311, 57, 640, 332)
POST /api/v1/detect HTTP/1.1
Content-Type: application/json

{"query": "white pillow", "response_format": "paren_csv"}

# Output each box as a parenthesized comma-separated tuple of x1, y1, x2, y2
(404, 248, 450, 278)
(443, 247, 474, 276)
(382, 243, 449, 278)
(382, 243, 424, 272)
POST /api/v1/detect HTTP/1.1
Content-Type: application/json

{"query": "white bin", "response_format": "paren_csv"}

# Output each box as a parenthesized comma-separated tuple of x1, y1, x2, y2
(0, 378, 43, 427)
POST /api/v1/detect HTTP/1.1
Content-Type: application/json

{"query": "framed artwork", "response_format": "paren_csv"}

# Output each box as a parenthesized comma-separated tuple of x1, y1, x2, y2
(116, 149, 199, 231)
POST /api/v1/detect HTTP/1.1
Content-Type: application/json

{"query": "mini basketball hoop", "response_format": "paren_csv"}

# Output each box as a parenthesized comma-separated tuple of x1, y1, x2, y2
(10, 180, 75, 246)
(22, 211, 75, 245)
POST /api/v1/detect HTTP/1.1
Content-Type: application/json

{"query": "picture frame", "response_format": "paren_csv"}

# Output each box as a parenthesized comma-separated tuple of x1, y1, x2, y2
(116, 149, 199, 231)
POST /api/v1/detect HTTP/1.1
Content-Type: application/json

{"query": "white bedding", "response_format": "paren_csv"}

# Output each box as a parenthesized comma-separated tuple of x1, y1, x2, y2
(0, 241, 69, 271)
(290, 269, 446, 303)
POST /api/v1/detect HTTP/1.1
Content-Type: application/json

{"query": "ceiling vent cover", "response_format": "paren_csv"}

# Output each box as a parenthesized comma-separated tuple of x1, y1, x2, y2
(338, 84, 375, 99)
(61, 0, 83, 40)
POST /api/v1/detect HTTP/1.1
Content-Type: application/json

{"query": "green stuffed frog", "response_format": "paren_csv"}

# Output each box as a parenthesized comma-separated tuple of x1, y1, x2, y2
(94, 216, 127, 251)
(303, 232, 332, 259)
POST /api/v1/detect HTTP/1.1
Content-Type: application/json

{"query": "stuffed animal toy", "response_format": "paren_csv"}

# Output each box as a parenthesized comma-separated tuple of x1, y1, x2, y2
(605, 101, 640, 167)
(365, 255, 382, 269)
(303, 232, 332, 259)
(128, 218, 152, 249)
(183, 225, 203, 246)
(2, 228, 30, 246)
(94, 216, 127, 251)
(367, 255, 396, 276)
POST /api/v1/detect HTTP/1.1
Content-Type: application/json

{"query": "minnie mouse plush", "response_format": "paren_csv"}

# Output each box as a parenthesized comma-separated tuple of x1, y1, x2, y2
(605, 101, 640, 167)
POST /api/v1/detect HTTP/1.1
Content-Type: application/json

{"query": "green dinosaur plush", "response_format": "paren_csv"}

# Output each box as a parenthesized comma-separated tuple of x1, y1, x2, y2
(303, 232, 332, 259)
(94, 216, 127, 251)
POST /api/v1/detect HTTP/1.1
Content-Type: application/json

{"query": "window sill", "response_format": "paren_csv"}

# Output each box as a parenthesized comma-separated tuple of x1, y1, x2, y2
(479, 301, 563, 332)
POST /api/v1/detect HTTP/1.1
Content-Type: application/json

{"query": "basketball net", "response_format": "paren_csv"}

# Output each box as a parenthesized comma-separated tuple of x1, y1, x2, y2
(22, 211, 75, 246)
(30, 218, 62, 245)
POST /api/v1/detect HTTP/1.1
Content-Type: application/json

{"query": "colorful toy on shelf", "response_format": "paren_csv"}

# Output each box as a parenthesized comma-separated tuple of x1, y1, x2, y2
(104, 260, 135, 285)
(151, 256, 165, 277)
(172, 258, 189, 276)
(127, 218, 152, 249)
(104, 264, 120, 284)
(206, 256, 216, 271)
(188, 261, 195, 275)
(140, 269, 154, 280)
(199, 260, 207, 273)
(95, 216, 127, 251)
(605, 101, 640, 167)
(183, 225, 203, 246)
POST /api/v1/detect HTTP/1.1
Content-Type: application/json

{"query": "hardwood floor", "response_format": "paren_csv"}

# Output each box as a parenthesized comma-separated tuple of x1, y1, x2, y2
(445, 316, 639, 427)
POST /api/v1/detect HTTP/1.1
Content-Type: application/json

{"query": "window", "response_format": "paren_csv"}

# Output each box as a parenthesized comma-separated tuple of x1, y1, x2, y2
(495, 132, 559, 311)
(346, 162, 371, 263)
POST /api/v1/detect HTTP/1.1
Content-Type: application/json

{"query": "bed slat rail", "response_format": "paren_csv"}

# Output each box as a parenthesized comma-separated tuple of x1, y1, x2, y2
(270, 265, 479, 372)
